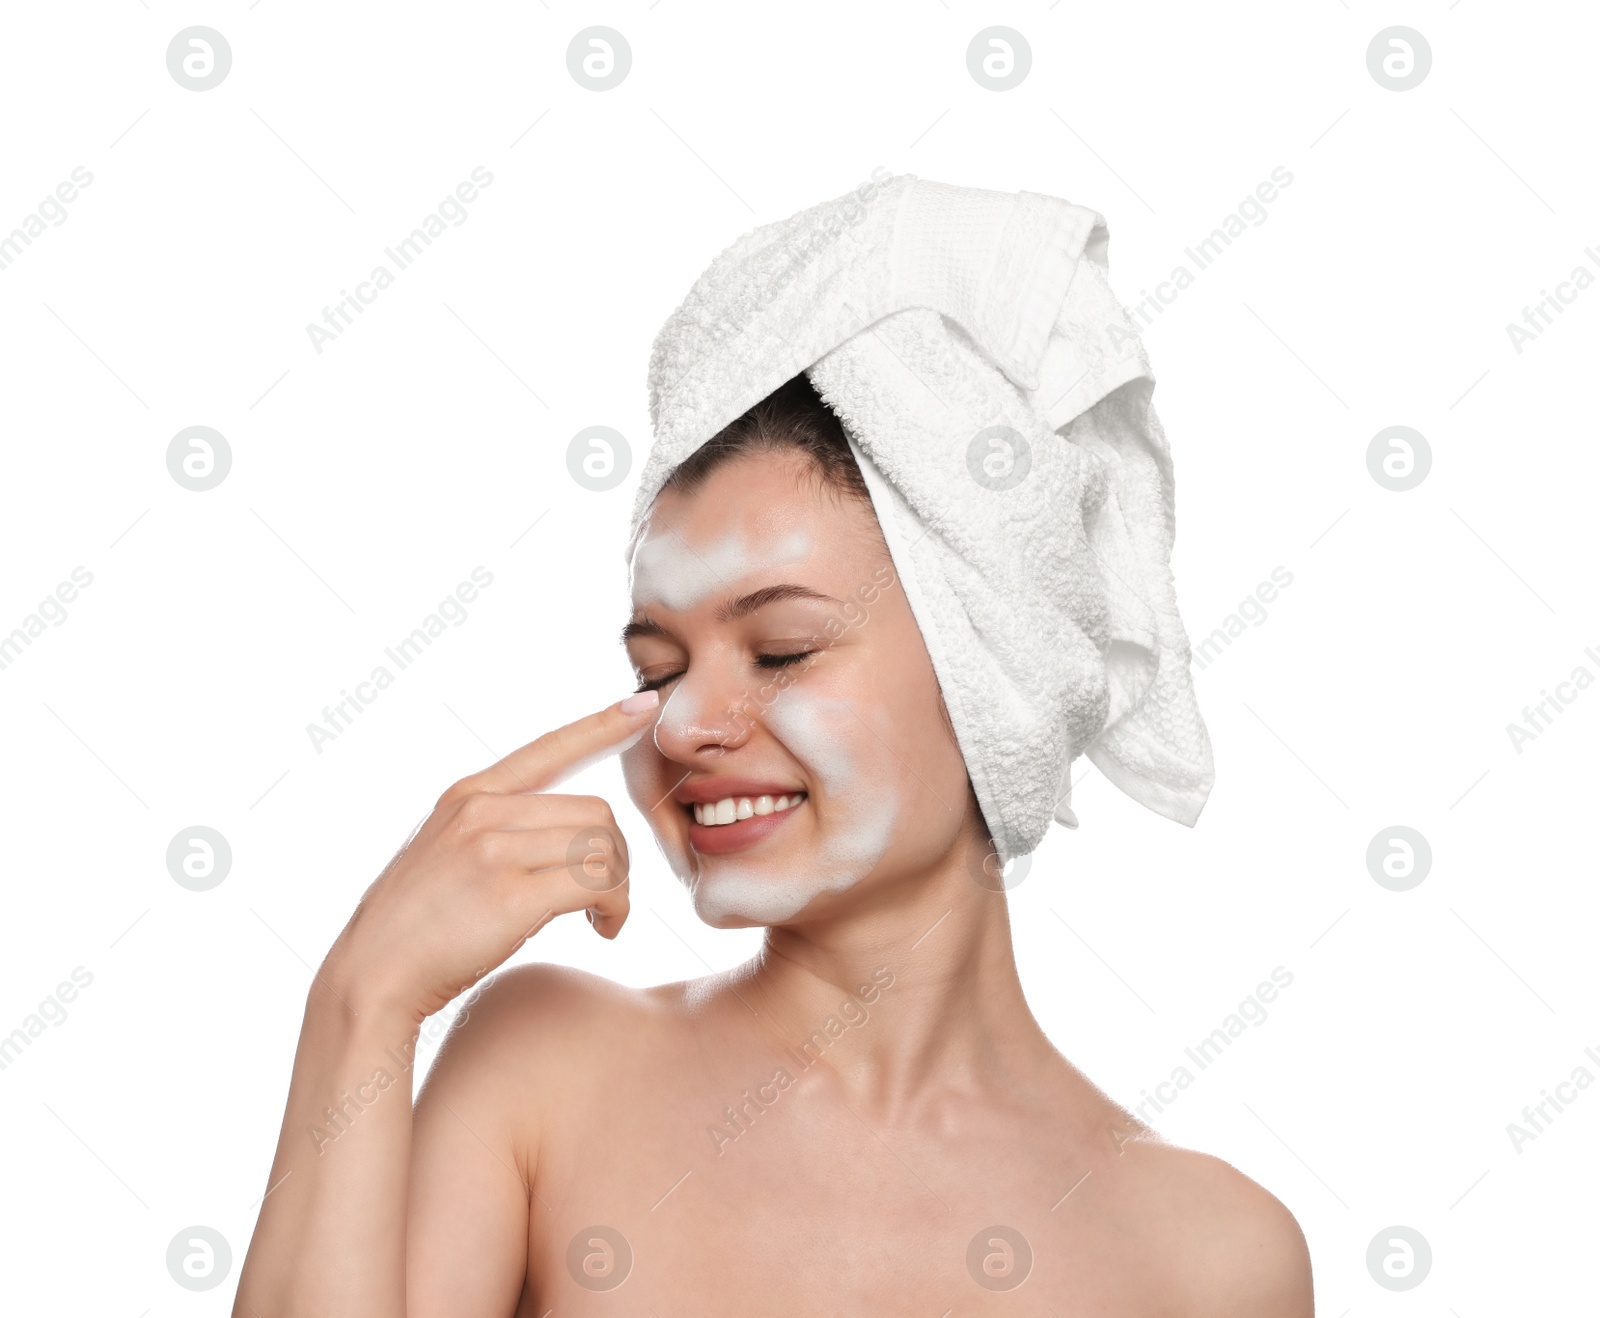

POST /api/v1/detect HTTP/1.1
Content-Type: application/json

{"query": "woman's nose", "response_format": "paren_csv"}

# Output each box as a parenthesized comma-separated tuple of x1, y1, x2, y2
(651, 660, 757, 762)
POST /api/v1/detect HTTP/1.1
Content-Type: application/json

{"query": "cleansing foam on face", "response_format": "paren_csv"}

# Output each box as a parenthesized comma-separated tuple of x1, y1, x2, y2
(690, 687, 900, 925)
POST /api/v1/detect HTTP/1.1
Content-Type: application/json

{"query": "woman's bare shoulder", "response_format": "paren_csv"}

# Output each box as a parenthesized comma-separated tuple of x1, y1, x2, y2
(1112, 1128, 1314, 1317)
(424, 962, 704, 1079)
(410, 962, 712, 1166)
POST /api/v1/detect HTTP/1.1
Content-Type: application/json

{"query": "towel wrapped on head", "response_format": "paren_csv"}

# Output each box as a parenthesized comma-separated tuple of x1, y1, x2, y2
(629, 172, 1214, 864)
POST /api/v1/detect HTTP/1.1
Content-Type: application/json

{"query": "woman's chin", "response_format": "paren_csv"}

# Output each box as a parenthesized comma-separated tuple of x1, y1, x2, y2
(688, 866, 817, 929)
(694, 904, 765, 931)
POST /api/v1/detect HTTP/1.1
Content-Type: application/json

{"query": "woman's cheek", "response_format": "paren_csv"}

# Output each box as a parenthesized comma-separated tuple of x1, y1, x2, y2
(619, 738, 694, 880)
(618, 737, 657, 818)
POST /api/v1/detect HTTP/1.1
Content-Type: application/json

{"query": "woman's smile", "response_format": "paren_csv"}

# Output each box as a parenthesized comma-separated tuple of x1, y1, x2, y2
(685, 791, 808, 854)
(676, 776, 810, 855)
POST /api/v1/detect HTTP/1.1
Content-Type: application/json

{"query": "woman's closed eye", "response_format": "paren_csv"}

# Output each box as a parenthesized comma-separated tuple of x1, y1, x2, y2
(632, 649, 817, 694)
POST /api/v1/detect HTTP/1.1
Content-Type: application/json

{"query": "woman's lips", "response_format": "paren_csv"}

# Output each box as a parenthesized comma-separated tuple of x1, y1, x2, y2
(687, 797, 805, 855)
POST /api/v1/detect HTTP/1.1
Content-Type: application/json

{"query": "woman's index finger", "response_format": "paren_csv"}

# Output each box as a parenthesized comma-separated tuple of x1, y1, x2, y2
(467, 693, 660, 796)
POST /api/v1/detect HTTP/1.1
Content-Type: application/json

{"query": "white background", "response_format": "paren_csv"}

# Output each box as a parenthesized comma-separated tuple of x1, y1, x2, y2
(1, 2, 1595, 1312)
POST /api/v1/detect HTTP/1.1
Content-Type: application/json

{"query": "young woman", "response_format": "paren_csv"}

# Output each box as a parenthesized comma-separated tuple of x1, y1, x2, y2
(234, 374, 1313, 1315)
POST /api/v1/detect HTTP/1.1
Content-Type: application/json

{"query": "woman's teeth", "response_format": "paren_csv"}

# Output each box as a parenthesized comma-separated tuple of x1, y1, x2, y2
(692, 793, 807, 826)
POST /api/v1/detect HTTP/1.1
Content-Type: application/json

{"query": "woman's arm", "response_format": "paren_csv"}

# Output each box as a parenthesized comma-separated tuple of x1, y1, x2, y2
(231, 693, 658, 1318)
(230, 973, 421, 1316)
(405, 968, 552, 1316)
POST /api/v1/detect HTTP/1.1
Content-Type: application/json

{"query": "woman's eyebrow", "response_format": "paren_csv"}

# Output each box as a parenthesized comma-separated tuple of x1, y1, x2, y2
(715, 582, 841, 622)
(620, 582, 841, 646)
(620, 615, 668, 646)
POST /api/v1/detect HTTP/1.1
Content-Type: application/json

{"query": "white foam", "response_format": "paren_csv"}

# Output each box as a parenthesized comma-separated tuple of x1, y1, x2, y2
(629, 526, 811, 613)
(688, 686, 903, 925)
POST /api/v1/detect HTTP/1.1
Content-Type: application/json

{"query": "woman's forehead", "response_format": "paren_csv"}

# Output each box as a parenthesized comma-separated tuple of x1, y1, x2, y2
(628, 521, 815, 613)
(630, 455, 877, 611)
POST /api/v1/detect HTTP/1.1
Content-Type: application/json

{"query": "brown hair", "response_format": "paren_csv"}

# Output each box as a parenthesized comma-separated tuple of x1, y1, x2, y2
(660, 371, 873, 513)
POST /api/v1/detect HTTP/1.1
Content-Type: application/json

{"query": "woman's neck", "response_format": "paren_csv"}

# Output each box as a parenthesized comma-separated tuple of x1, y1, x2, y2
(734, 843, 1052, 1124)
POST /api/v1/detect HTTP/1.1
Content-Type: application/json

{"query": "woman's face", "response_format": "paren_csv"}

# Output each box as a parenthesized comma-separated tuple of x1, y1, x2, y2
(620, 448, 984, 927)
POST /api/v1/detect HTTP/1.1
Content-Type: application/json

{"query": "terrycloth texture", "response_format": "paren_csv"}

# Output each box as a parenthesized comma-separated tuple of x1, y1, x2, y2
(629, 173, 1214, 863)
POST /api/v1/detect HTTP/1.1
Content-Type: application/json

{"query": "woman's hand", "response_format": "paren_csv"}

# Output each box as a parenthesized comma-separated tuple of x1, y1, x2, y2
(234, 691, 661, 1318)
(321, 691, 661, 1023)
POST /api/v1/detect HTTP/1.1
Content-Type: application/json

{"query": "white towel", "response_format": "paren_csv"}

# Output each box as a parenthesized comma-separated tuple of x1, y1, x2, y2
(630, 173, 1214, 863)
